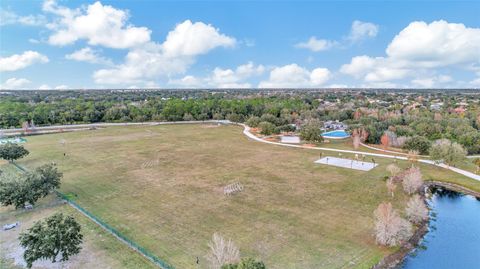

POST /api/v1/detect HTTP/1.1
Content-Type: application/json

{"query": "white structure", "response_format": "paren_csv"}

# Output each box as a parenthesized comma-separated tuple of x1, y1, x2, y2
(224, 182, 244, 196)
(314, 157, 377, 171)
(281, 136, 300, 144)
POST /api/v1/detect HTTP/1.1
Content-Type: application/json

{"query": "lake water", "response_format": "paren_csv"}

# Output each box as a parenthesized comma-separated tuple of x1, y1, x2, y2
(401, 187, 480, 269)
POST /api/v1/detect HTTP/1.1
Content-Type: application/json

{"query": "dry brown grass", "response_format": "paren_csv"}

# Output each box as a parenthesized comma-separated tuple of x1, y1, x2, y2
(11, 124, 480, 269)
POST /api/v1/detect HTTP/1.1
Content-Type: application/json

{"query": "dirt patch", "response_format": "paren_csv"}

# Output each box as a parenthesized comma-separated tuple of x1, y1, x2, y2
(0, 197, 124, 269)
(302, 143, 317, 147)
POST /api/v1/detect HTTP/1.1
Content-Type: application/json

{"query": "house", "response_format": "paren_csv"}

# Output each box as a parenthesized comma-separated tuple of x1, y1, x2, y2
(324, 120, 348, 130)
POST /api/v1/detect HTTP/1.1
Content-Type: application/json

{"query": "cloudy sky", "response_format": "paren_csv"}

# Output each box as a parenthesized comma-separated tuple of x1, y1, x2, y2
(1, 0, 480, 89)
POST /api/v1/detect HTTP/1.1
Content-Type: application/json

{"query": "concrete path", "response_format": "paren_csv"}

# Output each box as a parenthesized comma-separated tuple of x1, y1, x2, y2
(240, 124, 480, 182)
(3, 120, 479, 182)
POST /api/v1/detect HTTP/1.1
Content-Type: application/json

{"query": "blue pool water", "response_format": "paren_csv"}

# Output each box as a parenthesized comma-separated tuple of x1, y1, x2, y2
(0, 137, 27, 144)
(401, 188, 480, 269)
(321, 130, 350, 138)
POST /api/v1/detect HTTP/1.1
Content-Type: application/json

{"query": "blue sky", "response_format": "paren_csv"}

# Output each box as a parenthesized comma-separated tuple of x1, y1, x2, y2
(1, 0, 480, 89)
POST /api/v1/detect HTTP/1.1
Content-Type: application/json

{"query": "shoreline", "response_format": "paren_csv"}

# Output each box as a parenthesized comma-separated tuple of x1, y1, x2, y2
(372, 181, 480, 269)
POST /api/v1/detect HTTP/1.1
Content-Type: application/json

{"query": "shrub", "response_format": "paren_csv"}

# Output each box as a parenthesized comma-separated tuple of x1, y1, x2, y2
(258, 121, 276, 135)
(222, 258, 266, 269)
(246, 116, 261, 128)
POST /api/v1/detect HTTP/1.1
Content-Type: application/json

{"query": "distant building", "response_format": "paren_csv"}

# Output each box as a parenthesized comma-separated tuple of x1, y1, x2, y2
(453, 107, 466, 114)
(430, 102, 443, 111)
(324, 120, 348, 130)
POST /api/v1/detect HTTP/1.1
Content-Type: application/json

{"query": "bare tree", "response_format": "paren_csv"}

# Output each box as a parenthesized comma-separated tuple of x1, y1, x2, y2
(386, 164, 401, 177)
(395, 136, 407, 148)
(407, 150, 419, 165)
(406, 195, 429, 224)
(386, 178, 397, 198)
(374, 202, 412, 247)
(206, 233, 240, 269)
(402, 167, 424, 195)
(352, 135, 361, 149)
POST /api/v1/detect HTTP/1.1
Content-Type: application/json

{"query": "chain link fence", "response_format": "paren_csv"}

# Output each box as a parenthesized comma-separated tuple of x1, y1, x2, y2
(11, 162, 174, 269)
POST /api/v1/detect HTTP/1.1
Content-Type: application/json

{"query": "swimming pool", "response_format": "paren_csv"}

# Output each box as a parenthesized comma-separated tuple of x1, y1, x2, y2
(0, 137, 27, 144)
(321, 130, 350, 139)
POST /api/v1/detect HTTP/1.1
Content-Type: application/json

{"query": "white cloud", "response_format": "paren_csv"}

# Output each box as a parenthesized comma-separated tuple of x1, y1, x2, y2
(411, 75, 452, 88)
(65, 47, 112, 65)
(169, 75, 202, 88)
(341, 20, 480, 86)
(54, 85, 69, 90)
(310, 68, 331, 85)
(326, 84, 348, 88)
(348, 20, 379, 42)
(93, 43, 193, 85)
(162, 20, 236, 57)
(362, 81, 398, 88)
(340, 55, 376, 78)
(0, 78, 31, 89)
(94, 20, 236, 85)
(0, 51, 49, 72)
(43, 0, 151, 48)
(295, 37, 336, 52)
(169, 62, 264, 88)
(258, 64, 331, 88)
(470, 77, 480, 87)
(36, 84, 70, 90)
(0, 10, 46, 26)
(386, 20, 480, 67)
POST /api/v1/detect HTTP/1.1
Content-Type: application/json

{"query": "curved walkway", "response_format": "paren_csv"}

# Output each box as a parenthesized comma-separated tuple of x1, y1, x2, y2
(3, 120, 479, 182)
(240, 124, 480, 182)
(360, 143, 480, 160)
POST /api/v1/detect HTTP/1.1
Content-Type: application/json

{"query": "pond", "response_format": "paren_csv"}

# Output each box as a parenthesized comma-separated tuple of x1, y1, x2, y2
(401, 187, 480, 269)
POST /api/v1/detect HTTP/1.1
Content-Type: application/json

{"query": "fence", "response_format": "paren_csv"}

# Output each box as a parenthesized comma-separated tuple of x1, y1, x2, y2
(10, 162, 174, 269)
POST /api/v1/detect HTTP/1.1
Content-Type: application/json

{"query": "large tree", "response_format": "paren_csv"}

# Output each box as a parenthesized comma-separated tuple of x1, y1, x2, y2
(19, 213, 83, 268)
(29, 163, 62, 197)
(0, 143, 29, 162)
(429, 139, 467, 165)
(403, 136, 431, 155)
(0, 163, 62, 208)
(406, 195, 429, 224)
(374, 202, 412, 247)
(299, 119, 323, 143)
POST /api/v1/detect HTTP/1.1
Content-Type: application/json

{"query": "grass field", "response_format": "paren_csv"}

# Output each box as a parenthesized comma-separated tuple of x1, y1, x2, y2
(0, 185, 155, 269)
(11, 124, 480, 269)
